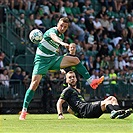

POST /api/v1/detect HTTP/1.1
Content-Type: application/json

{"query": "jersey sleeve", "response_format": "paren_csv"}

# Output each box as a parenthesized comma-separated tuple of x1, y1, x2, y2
(44, 27, 64, 40)
(60, 88, 71, 101)
(47, 27, 57, 36)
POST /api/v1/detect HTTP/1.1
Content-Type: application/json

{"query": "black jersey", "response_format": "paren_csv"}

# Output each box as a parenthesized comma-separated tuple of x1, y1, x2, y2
(60, 86, 103, 118)
(60, 86, 88, 117)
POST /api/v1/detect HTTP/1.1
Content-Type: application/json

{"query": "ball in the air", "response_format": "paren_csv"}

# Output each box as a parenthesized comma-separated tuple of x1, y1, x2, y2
(29, 29, 43, 44)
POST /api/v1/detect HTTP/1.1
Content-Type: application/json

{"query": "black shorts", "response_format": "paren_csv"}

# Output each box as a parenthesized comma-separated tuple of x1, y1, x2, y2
(79, 101, 103, 118)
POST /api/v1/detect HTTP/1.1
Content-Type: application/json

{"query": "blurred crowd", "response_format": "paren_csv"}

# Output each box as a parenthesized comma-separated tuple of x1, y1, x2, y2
(0, 0, 133, 100)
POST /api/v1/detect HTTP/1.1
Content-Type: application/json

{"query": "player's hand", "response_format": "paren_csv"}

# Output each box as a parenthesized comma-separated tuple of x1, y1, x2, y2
(61, 42, 69, 49)
(64, 43, 69, 49)
(60, 69, 66, 74)
(58, 115, 65, 119)
(89, 76, 104, 89)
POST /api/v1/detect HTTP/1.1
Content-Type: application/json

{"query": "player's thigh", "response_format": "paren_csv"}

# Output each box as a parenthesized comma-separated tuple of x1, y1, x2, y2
(86, 102, 103, 118)
(60, 56, 80, 68)
(50, 56, 64, 70)
(33, 55, 53, 75)
(32, 62, 49, 76)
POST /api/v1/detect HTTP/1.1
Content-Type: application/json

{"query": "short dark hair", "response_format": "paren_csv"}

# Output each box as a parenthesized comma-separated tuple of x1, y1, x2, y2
(66, 71, 75, 78)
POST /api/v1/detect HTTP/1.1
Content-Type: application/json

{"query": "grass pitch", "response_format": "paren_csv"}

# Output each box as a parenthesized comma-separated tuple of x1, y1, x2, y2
(0, 113, 133, 133)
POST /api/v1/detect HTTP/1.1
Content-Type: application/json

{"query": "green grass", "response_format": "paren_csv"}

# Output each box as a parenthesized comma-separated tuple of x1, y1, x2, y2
(0, 114, 133, 133)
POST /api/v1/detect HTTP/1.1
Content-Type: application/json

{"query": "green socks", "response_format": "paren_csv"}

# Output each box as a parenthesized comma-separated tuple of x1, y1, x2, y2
(22, 89, 35, 109)
(75, 62, 90, 79)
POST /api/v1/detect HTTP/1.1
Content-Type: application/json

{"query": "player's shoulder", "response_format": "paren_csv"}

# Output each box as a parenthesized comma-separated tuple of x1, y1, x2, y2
(48, 27, 57, 32)
(63, 86, 74, 93)
(44, 27, 57, 35)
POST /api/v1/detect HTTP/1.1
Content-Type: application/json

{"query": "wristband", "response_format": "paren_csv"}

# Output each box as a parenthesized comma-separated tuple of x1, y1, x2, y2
(58, 113, 63, 116)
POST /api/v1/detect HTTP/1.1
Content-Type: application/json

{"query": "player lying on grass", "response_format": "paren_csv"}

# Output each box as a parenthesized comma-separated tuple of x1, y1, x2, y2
(57, 71, 132, 119)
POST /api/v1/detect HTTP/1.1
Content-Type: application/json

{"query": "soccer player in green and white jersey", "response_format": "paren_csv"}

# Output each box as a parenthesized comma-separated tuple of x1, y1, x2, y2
(19, 17, 104, 120)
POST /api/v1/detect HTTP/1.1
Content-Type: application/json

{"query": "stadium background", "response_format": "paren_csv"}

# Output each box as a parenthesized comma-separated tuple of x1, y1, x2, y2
(0, 0, 133, 114)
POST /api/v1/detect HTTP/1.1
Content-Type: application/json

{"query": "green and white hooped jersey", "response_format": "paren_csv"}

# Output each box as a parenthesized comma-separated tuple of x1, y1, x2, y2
(36, 27, 64, 57)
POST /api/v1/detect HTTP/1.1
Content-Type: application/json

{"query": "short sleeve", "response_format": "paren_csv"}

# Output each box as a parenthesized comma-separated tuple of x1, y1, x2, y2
(60, 88, 71, 101)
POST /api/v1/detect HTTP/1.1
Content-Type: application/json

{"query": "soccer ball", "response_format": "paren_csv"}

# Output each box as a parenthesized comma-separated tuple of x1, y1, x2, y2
(29, 29, 43, 44)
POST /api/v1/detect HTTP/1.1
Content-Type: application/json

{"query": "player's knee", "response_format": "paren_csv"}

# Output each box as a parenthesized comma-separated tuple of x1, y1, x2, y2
(31, 80, 40, 90)
(108, 96, 114, 100)
(111, 96, 117, 102)
(107, 96, 117, 103)
(73, 57, 80, 64)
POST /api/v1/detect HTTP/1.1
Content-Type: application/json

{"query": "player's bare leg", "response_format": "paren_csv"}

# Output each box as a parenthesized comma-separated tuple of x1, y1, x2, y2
(19, 75, 42, 120)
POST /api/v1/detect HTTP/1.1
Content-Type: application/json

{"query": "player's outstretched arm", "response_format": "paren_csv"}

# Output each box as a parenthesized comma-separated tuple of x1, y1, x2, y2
(50, 33, 69, 49)
(57, 98, 65, 119)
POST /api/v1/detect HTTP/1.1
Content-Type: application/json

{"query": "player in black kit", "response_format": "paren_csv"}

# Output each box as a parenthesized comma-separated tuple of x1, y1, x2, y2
(57, 71, 132, 119)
